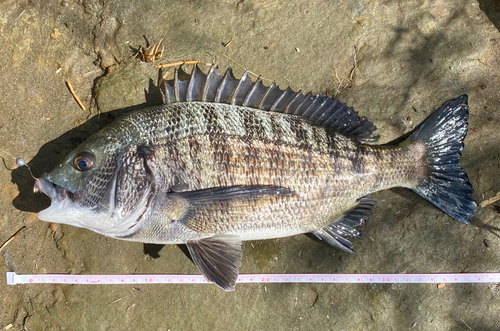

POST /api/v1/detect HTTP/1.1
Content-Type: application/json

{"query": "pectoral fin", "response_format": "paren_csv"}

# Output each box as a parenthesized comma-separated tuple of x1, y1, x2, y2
(175, 185, 294, 205)
(186, 234, 243, 291)
(171, 185, 294, 231)
(312, 197, 377, 253)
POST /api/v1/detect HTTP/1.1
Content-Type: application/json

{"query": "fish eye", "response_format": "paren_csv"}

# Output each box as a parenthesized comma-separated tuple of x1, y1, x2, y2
(73, 152, 95, 172)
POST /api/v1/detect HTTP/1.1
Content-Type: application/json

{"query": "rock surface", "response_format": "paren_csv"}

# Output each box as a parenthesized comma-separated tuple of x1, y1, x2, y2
(1, 0, 499, 330)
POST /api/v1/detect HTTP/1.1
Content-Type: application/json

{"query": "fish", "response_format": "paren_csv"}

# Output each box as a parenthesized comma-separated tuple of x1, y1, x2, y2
(33, 65, 476, 291)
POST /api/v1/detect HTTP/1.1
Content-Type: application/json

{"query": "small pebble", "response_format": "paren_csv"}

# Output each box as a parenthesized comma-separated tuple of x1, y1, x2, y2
(16, 158, 26, 167)
(50, 28, 61, 39)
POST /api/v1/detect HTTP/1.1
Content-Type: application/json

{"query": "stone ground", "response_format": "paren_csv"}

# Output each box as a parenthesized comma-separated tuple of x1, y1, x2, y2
(1, 0, 500, 330)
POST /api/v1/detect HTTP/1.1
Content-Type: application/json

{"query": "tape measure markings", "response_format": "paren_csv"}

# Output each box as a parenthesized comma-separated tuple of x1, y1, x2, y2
(6, 272, 500, 285)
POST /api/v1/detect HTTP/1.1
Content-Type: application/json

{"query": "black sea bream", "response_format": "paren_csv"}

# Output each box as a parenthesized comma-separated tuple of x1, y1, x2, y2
(34, 66, 476, 290)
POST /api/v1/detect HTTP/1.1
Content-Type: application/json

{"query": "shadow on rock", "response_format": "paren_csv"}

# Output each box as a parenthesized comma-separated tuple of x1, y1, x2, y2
(478, 0, 500, 32)
(143, 243, 165, 259)
(382, 4, 474, 109)
(11, 78, 164, 213)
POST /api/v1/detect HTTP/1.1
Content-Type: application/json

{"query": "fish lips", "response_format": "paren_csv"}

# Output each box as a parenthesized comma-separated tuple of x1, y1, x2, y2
(33, 177, 77, 224)
(33, 177, 72, 203)
(33, 176, 100, 231)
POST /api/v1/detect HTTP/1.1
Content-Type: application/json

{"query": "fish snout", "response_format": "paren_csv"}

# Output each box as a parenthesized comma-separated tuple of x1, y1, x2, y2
(34, 177, 69, 202)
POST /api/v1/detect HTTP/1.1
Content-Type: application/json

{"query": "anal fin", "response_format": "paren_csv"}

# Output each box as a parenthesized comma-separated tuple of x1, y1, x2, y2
(312, 197, 377, 253)
(187, 234, 242, 291)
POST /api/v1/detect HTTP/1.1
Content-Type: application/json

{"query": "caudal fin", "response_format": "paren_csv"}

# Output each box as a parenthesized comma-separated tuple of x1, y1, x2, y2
(407, 95, 476, 224)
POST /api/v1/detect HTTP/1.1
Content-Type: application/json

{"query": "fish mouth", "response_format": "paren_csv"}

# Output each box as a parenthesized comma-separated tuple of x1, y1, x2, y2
(33, 174, 150, 238)
(33, 177, 72, 203)
(34, 177, 79, 225)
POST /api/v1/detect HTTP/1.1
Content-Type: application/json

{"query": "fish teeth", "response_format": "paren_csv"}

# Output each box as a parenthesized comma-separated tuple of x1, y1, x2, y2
(33, 180, 40, 193)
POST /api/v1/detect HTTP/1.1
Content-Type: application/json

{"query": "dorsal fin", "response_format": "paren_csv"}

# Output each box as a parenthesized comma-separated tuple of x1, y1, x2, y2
(160, 65, 377, 142)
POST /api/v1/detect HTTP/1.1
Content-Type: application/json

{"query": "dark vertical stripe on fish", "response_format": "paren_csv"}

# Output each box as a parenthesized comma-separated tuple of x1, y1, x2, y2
(289, 120, 310, 149)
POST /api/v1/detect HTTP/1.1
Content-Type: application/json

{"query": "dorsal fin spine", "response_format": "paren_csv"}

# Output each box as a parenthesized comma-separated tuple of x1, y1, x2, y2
(258, 82, 277, 110)
(161, 77, 175, 104)
(270, 87, 291, 111)
(230, 71, 249, 105)
(242, 77, 262, 107)
(283, 91, 305, 114)
(243, 77, 267, 108)
(323, 103, 344, 125)
(311, 98, 334, 121)
(315, 98, 335, 121)
(186, 67, 198, 102)
(293, 92, 314, 115)
(200, 67, 211, 102)
(201, 65, 221, 102)
(174, 69, 181, 102)
(303, 94, 326, 117)
(215, 68, 232, 103)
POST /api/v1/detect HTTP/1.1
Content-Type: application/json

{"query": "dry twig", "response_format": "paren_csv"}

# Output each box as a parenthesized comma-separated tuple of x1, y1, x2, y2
(461, 319, 475, 331)
(0, 226, 27, 252)
(331, 46, 358, 97)
(65, 81, 86, 111)
(107, 297, 124, 306)
(156, 60, 216, 69)
(137, 36, 165, 63)
(222, 54, 272, 83)
(479, 192, 500, 208)
(158, 61, 218, 81)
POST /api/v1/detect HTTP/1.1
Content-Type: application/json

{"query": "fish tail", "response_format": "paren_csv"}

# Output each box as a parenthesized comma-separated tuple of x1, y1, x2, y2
(405, 95, 476, 224)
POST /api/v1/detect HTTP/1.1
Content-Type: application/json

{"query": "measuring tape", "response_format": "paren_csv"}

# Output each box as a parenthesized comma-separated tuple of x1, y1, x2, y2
(6, 272, 500, 285)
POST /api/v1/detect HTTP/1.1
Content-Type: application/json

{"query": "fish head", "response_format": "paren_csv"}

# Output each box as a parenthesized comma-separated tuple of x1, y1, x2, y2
(34, 131, 153, 237)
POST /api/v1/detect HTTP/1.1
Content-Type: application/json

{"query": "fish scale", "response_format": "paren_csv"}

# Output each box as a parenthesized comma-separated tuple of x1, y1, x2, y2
(33, 66, 476, 291)
(106, 101, 419, 235)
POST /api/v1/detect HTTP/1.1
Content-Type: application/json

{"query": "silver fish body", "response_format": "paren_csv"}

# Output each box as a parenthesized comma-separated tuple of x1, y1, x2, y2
(34, 66, 476, 290)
